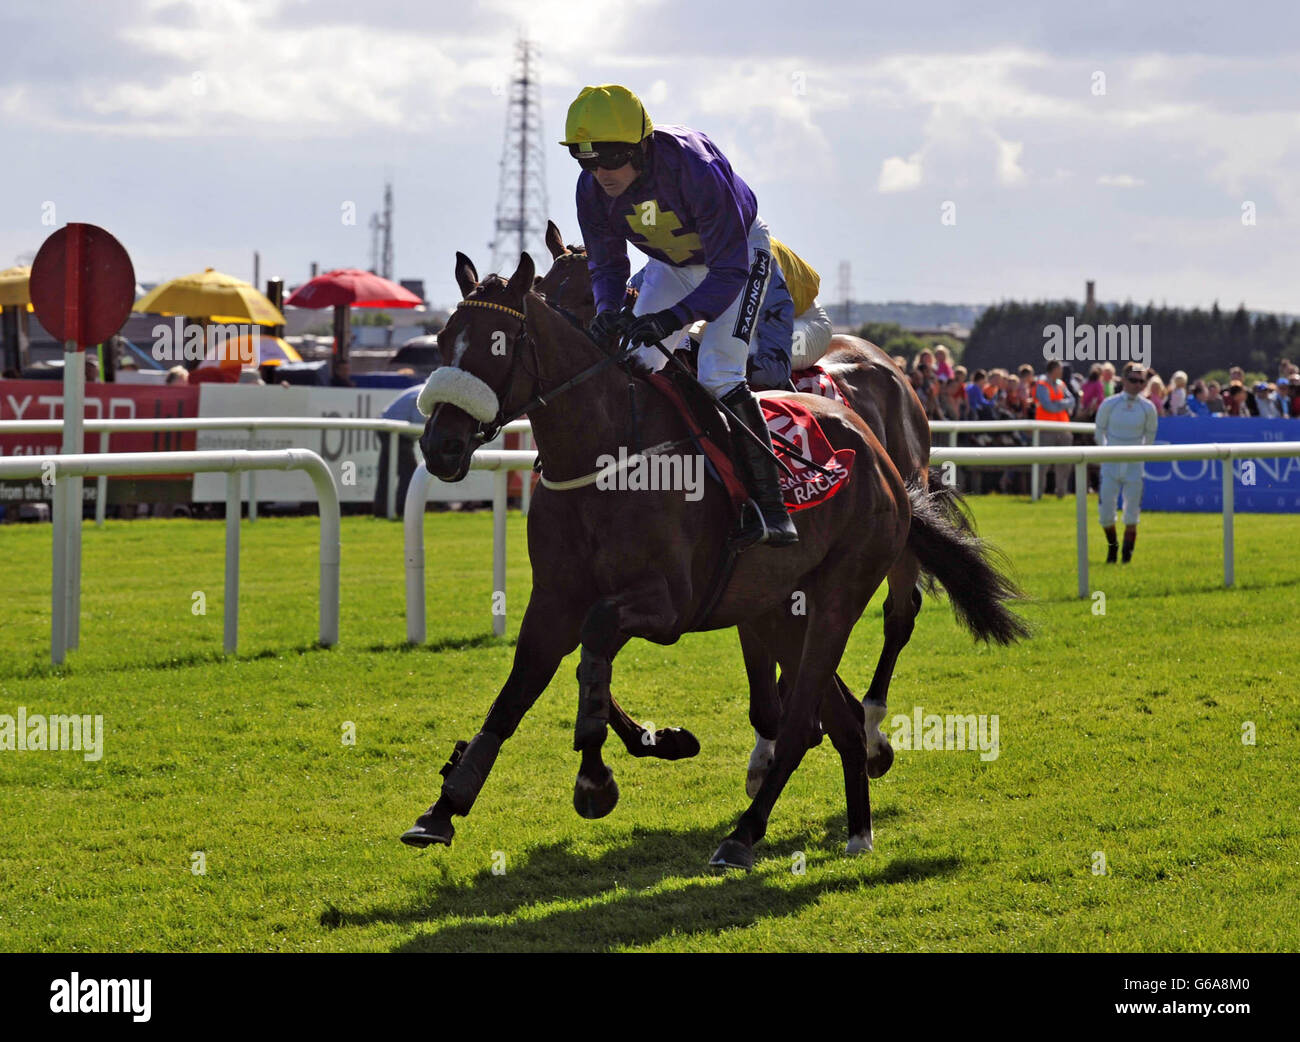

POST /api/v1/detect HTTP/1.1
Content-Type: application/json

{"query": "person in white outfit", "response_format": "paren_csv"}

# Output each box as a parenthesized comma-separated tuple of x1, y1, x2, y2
(1094, 362, 1159, 563)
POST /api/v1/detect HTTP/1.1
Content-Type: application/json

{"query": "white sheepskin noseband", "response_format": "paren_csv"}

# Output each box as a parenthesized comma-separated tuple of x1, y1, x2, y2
(417, 366, 501, 422)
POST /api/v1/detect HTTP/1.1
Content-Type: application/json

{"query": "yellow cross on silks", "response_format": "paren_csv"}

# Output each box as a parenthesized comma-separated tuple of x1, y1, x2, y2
(624, 200, 702, 263)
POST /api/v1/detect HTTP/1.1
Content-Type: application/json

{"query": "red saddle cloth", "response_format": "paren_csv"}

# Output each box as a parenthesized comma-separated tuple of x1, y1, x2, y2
(792, 364, 848, 405)
(646, 373, 855, 512)
(762, 395, 856, 511)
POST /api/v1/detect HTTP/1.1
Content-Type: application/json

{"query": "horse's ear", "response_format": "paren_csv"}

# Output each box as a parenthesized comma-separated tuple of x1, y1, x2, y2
(545, 220, 565, 259)
(505, 252, 535, 300)
(454, 252, 479, 298)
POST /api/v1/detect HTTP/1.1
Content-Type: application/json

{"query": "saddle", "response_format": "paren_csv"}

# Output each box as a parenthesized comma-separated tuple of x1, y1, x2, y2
(644, 367, 855, 516)
(635, 365, 856, 631)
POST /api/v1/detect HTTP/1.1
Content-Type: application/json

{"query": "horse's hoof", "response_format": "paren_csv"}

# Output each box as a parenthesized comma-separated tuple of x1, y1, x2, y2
(708, 837, 754, 872)
(866, 737, 894, 779)
(634, 726, 701, 760)
(573, 769, 619, 819)
(401, 811, 454, 848)
(846, 830, 874, 855)
(745, 767, 768, 799)
(655, 727, 701, 760)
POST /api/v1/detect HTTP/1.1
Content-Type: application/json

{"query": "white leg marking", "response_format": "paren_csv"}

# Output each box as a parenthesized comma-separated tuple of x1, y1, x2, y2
(862, 701, 889, 758)
(746, 731, 776, 798)
(846, 829, 874, 854)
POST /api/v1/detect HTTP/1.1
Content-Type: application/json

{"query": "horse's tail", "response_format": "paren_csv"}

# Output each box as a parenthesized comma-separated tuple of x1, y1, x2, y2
(904, 470, 1031, 645)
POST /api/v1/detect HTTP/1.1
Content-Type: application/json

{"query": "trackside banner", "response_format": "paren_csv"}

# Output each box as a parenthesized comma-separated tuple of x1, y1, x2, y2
(0, 380, 199, 506)
(1142, 417, 1300, 513)
(192, 385, 505, 505)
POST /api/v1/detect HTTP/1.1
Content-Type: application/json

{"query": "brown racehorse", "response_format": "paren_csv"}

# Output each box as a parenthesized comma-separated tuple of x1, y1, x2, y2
(403, 249, 1027, 870)
(534, 221, 1020, 798)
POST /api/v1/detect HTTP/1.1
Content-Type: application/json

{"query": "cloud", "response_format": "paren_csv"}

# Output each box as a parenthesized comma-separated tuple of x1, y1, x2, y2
(879, 152, 924, 192)
(996, 138, 1026, 185)
(1097, 173, 1146, 187)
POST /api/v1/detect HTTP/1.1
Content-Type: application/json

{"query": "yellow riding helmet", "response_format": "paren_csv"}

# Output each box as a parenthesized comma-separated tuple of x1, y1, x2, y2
(560, 84, 654, 152)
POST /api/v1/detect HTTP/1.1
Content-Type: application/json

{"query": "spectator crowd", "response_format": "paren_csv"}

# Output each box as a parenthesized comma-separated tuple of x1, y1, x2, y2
(893, 349, 1300, 496)
(898, 349, 1300, 423)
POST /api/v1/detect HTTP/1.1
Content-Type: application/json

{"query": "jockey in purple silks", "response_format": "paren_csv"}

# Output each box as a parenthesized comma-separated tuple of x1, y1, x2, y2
(561, 83, 798, 549)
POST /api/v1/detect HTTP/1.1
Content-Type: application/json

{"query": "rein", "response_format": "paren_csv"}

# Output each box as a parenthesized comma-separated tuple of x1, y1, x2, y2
(462, 294, 638, 444)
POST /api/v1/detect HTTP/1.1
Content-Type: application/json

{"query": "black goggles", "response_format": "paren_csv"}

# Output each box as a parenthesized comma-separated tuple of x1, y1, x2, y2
(570, 144, 637, 172)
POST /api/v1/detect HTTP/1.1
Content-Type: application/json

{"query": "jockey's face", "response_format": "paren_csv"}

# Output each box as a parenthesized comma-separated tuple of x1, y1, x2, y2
(594, 161, 638, 197)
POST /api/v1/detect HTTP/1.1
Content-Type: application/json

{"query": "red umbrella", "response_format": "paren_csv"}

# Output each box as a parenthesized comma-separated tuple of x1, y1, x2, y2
(285, 269, 423, 373)
(286, 269, 422, 309)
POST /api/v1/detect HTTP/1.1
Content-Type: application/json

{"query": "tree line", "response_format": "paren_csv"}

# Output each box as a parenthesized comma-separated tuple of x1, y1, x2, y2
(961, 301, 1300, 380)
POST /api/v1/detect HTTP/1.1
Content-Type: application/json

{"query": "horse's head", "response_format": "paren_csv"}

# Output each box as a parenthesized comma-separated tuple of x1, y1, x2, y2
(534, 219, 595, 327)
(418, 250, 536, 482)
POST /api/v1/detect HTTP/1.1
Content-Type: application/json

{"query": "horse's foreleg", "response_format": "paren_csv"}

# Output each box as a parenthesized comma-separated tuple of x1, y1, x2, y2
(821, 677, 873, 853)
(572, 574, 685, 818)
(400, 596, 580, 848)
(712, 597, 856, 872)
(739, 623, 781, 798)
(572, 600, 628, 819)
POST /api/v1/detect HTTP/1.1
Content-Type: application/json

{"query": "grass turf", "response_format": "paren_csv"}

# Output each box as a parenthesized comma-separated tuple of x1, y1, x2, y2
(0, 495, 1297, 952)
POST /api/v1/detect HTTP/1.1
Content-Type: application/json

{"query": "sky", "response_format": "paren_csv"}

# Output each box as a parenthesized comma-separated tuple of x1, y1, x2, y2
(1, 0, 1298, 314)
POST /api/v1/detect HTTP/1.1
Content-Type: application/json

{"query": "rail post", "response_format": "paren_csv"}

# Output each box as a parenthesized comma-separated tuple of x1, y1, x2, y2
(1030, 427, 1041, 501)
(247, 427, 257, 522)
(1075, 462, 1088, 599)
(225, 471, 240, 652)
(1222, 458, 1235, 588)
(96, 430, 109, 526)
(387, 430, 400, 520)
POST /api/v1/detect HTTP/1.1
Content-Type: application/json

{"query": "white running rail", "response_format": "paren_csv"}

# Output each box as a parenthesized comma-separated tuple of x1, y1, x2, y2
(0, 449, 340, 665)
(403, 440, 1300, 638)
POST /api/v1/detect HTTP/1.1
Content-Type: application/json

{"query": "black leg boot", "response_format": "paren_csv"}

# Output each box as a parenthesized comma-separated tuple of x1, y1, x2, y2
(720, 385, 799, 548)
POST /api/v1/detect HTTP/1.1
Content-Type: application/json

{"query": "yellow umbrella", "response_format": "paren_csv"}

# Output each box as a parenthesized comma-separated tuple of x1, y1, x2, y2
(135, 267, 286, 326)
(0, 266, 33, 308)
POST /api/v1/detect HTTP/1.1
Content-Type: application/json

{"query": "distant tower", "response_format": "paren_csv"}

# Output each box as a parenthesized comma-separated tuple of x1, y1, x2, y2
(370, 182, 394, 279)
(838, 260, 852, 328)
(1085, 279, 1096, 314)
(489, 36, 550, 275)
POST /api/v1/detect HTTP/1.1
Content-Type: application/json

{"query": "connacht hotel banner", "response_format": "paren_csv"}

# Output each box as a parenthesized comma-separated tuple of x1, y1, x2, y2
(1143, 418, 1300, 513)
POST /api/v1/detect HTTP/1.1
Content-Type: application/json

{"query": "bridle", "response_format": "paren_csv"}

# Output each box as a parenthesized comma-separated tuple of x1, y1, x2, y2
(448, 294, 635, 445)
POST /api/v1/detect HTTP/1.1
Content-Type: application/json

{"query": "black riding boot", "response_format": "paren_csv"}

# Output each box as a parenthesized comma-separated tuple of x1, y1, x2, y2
(720, 385, 799, 548)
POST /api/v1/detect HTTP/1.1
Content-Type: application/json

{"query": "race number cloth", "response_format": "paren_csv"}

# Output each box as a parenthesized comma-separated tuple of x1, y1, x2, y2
(792, 364, 847, 405)
(761, 395, 855, 512)
(645, 373, 854, 512)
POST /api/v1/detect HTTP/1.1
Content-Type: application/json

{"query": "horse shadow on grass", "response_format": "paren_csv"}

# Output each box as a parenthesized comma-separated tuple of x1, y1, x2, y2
(329, 807, 960, 952)
(364, 633, 515, 655)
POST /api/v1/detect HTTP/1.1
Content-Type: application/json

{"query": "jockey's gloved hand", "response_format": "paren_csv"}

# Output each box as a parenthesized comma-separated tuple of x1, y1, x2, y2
(627, 309, 681, 347)
(590, 307, 634, 348)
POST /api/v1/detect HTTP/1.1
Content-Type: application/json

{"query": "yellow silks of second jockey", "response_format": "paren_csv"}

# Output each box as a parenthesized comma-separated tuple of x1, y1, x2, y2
(769, 238, 821, 316)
